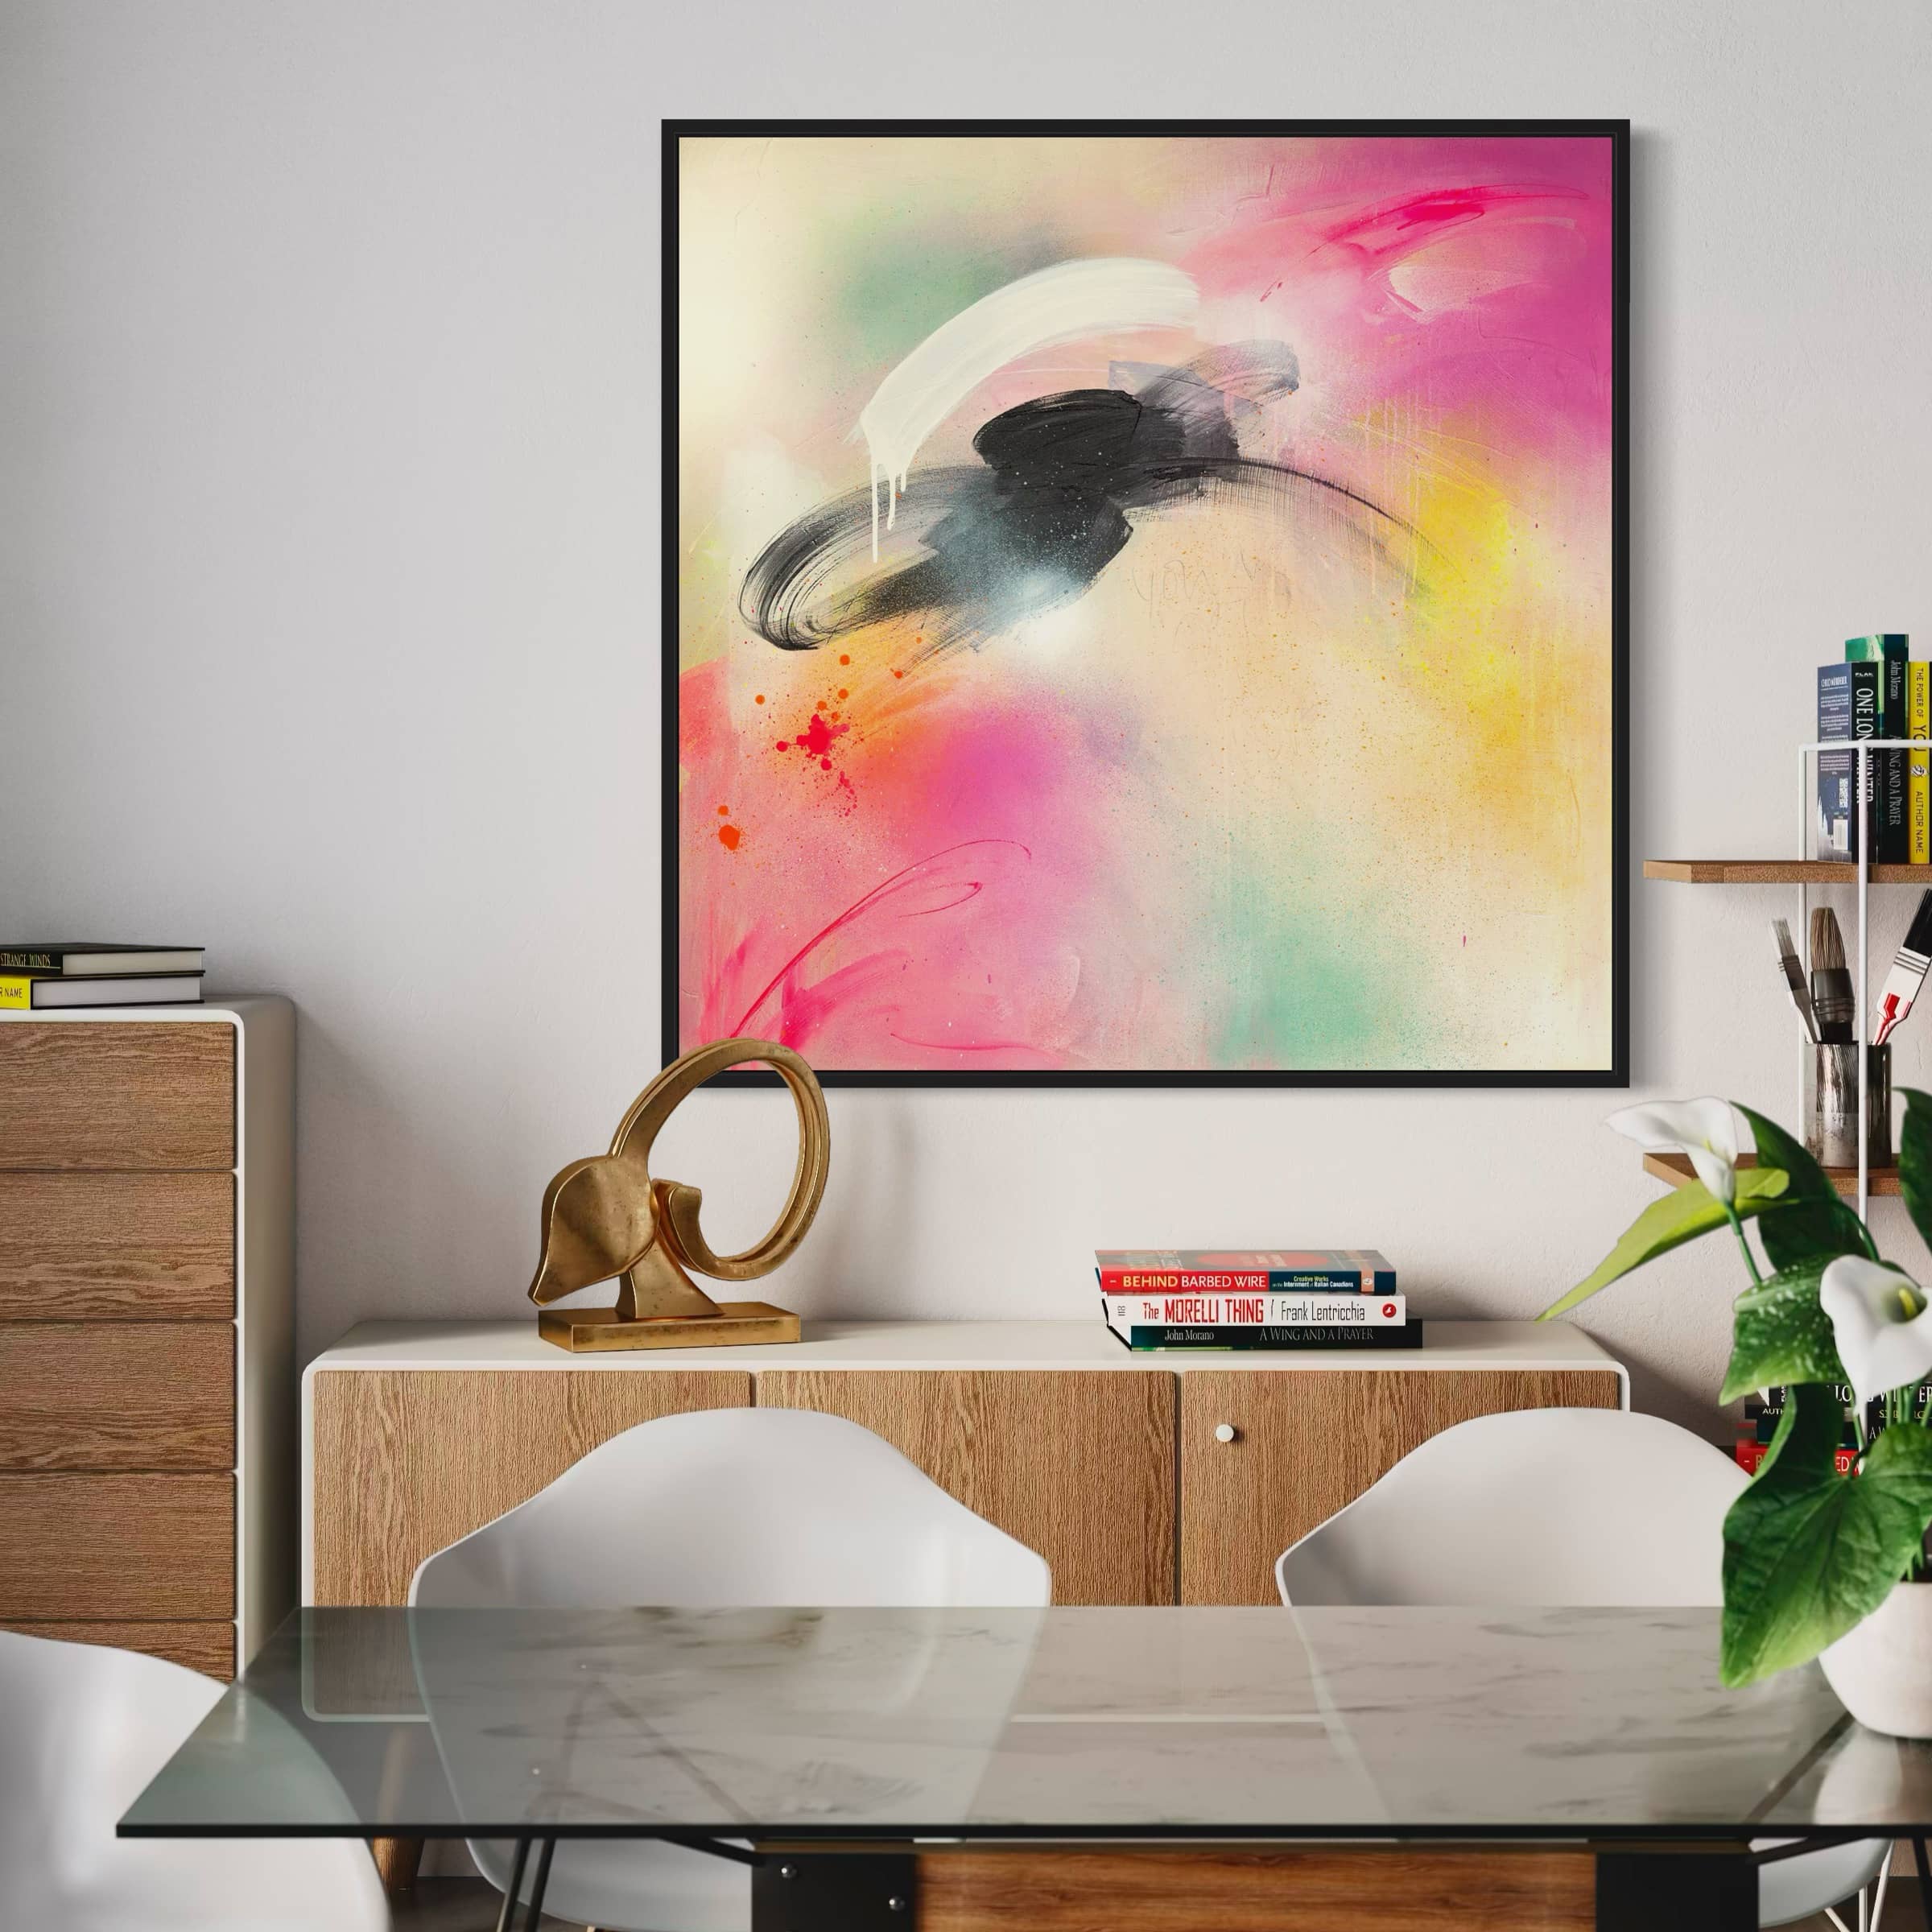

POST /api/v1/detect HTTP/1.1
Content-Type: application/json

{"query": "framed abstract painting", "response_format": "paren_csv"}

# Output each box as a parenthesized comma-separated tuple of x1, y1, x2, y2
(666, 120, 1627, 1087)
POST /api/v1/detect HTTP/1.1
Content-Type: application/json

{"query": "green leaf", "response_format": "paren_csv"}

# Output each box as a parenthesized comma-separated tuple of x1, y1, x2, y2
(1721, 1384, 1932, 1686)
(1538, 1165, 1790, 1322)
(1719, 1258, 1846, 1402)
(1736, 1104, 1872, 1270)
(1898, 1088, 1932, 1257)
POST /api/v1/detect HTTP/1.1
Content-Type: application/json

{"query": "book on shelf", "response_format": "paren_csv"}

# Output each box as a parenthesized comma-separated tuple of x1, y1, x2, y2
(1103, 1291, 1406, 1329)
(1847, 634, 1910, 861)
(1912, 661, 1930, 865)
(0, 943, 204, 976)
(1818, 663, 1856, 858)
(0, 973, 204, 1009)
(1095, 1249, 1396, 1294)
(1106, 1322, 1424, 1352)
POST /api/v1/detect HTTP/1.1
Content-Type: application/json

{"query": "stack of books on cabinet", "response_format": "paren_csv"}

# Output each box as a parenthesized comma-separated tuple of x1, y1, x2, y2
(1097, 1249, 1418, 1351)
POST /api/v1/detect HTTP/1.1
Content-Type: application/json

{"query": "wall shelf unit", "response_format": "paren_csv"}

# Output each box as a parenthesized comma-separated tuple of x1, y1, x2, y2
(1645, 859, 1932, 886)
(1644, 736, 1932, 1218)
(1641, 1150, 1900, 1200)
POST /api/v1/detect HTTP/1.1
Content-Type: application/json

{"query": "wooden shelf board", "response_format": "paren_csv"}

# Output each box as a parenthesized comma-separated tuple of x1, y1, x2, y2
(1642, 1150, 1900, 1198)
(1645, 859, 1932, 885)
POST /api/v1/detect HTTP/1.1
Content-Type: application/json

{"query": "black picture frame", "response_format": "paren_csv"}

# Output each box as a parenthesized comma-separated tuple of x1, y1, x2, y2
(663, 118, 1629, 1090)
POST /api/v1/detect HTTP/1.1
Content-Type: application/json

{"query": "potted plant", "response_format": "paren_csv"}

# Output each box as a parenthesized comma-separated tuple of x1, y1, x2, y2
(1541, 1092, 1932, 1732)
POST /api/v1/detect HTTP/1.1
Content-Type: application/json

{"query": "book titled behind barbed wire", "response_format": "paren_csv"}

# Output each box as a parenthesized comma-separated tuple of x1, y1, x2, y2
(1095, 1249, 1396, 1293)
(0, 943, 204, 976)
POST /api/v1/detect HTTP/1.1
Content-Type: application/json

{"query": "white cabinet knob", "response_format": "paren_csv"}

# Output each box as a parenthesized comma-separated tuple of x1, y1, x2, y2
(1214, 1422, 1237, 1443)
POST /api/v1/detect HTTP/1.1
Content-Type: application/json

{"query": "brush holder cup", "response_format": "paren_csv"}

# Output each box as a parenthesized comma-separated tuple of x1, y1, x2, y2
(1809, 1043, 1892, 1170)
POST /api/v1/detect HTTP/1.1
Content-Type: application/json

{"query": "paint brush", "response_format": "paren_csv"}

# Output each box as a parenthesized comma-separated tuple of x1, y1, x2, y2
(1874, 890, 1932, 1046)
(1810, 906, 1857, 1044)
(1772, 918, 1821, 1041)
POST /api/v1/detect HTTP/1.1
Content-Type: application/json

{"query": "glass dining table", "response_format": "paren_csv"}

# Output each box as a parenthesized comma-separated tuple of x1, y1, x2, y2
(122, 1604, 1932, 1932)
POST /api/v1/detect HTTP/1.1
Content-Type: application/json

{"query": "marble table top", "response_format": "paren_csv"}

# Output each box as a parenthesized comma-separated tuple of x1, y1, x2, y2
(120, 1605, 1932, 1839)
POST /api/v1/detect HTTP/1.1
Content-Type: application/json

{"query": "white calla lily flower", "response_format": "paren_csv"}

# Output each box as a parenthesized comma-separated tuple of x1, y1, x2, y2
(1821, 1256, 1932, 1410)
(1607, 1097, 1747, 1204)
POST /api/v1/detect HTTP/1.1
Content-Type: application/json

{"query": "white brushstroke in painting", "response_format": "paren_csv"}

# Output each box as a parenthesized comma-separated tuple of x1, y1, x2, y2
(857, 258, 1199, 558)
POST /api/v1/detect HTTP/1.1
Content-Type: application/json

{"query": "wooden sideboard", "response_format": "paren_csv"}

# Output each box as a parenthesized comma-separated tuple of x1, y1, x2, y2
(305, 1319, 1627, 1609)
(0, 999, 295, 1678)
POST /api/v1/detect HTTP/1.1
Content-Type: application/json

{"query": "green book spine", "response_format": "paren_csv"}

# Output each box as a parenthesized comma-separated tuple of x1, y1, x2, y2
(1848, 635, 1910, 860)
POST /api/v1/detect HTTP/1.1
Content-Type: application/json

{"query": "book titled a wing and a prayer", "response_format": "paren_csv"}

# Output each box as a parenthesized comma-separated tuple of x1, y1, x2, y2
(1096, 1249, 1418, 1352)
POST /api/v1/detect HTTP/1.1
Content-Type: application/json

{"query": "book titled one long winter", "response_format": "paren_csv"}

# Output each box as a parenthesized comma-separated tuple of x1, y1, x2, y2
(1095, 1249, 1396, 1294)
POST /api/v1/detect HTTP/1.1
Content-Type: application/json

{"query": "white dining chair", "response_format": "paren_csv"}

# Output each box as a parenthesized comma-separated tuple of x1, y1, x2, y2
(1275, 1406, 1890, 1932)
(411, 1403, 1052, 1932)
(0, 1629, 391, 1931)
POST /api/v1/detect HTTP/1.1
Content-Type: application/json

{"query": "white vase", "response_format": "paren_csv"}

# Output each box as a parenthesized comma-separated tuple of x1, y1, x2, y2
(1820, 1579, 1932, 1737)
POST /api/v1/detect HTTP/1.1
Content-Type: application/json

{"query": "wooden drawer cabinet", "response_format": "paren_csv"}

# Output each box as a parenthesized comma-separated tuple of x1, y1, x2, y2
(0, 1022, 234, 1168)
(0, 1171, 235, 1319)
(1179, 1367, 1623, 1604)
(0, 1323, 234, 1469)
(0, 1002, 291, 1680)
(0, 1474, 235, 1617)
(306, 1323, 1628, 1612)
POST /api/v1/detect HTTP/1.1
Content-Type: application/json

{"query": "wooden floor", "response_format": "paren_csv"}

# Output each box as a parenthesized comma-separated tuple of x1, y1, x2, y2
(389, 1874, 1922, 1931)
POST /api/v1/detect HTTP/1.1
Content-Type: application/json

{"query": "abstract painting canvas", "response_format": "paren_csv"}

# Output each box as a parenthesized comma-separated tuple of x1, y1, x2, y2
(668, 122, 1626, 1085)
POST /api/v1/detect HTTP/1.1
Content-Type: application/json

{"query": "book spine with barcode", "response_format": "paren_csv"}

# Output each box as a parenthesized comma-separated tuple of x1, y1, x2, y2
(1818, 663, 1855, 858)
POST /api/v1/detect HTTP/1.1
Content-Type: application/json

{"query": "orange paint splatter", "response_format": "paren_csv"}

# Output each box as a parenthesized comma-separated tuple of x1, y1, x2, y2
(717, 824, 741, 851)
(837, 687, 848, 699)
(892, 669, 903, 679)
(716, 804, 729, 815)
(753, 693, 765, 704)
(838, 654, 850, 665)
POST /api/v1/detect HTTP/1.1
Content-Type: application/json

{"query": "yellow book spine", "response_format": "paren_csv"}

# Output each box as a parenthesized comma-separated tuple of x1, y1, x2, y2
(0, 977, 31, 1010)
(1911, 661, 1930, 865)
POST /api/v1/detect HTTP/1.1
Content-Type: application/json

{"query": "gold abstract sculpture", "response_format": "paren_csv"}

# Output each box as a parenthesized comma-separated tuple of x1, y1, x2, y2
(529, 1038, 828, 1352)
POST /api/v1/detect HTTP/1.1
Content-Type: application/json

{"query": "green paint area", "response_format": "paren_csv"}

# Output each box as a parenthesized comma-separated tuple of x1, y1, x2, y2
(1211, 866, 1435, 1069)
(823, 225, 1063, 374)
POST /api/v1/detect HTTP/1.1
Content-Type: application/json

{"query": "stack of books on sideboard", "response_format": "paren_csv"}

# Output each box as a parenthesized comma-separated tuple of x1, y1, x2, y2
(0, 943, 205, 1009)
(1097, 1249, 1419, 1352)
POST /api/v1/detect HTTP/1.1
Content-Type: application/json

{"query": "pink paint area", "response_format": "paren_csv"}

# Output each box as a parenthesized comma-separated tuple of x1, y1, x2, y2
(679, 656, 1176, 1069)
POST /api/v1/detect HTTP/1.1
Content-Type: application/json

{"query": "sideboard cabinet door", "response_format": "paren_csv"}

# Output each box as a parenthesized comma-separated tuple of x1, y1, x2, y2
(1179, 1368, 1623, 1605)
(309, 1368, 752, 1604)
(757, 1370, 1177, 1605)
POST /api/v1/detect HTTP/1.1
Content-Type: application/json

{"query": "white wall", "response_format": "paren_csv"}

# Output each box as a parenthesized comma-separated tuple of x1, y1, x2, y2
(4, 0, 1930, 1430)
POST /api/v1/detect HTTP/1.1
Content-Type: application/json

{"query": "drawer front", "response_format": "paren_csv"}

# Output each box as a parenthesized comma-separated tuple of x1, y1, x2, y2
(756, 1369, 1178, 1606)
(0, 1023, 234, 1170)
(0, 1172, 235, 1319)
(1, 1619, 235, 1680)
(0, 1323, 233, 1470)
(1179, 1368, 1624, 1605)
(310, 1368, 753, 1604)
(0, 1475, 233, 1618)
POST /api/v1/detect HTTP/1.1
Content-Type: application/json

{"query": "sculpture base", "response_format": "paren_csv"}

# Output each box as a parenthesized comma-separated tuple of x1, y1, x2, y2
(536, 1301, 800, 1352)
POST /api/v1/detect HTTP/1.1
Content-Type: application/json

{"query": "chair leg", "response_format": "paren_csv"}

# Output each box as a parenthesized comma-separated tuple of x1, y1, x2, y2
(1873, 1846, 1895, 1931)
(1912, 1835, 1932, 1932)
(494, 1840, 532, 1932)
